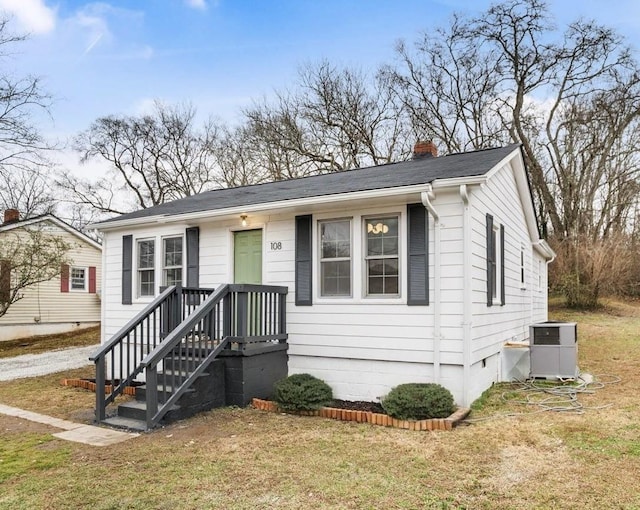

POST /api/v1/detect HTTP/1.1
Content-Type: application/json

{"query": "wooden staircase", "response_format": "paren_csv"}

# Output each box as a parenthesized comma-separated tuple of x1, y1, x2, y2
(91, 284, 288, 430)
(102, 351, 226, 431)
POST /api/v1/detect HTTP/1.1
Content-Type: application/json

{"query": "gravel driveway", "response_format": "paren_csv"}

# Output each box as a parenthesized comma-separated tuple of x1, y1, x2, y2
(0, 344, 99, 381)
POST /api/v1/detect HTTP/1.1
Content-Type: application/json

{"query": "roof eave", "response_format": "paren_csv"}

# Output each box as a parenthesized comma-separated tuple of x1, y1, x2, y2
(91, 181, 463, 232)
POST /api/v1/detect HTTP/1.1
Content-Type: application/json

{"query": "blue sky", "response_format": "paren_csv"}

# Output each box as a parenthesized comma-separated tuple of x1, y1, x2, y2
(1, 0, 639, 169)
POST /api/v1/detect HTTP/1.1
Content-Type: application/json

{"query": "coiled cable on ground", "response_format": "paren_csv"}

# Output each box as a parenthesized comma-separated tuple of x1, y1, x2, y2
(462, 373, 621, 424)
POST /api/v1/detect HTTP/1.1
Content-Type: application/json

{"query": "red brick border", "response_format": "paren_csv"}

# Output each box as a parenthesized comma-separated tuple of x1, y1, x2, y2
(251, 398, 470, 431)
(61, 378, 138, 397)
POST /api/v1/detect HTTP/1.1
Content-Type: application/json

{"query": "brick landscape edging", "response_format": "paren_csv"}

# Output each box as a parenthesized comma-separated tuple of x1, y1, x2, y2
(61, 378, 137, 396)
(251, 398, 470, 431)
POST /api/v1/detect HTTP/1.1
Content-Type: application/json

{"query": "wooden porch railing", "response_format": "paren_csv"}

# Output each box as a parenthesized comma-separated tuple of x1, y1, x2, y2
(91, 284, 287, 427)
(90, 286, 214, 422)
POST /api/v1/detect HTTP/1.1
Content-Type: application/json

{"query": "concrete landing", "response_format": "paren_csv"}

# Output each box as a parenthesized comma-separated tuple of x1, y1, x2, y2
(0, 403, 138, 446)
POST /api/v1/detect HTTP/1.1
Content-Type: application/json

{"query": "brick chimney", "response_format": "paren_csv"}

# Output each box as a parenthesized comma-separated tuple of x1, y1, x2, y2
(3, 209, 20, 225)
(413, 140, 438, 159)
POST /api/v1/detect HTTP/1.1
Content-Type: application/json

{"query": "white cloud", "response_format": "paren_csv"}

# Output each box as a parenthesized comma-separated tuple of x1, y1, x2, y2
(0, 0, 56, 34)
(185, 0, 207, 10)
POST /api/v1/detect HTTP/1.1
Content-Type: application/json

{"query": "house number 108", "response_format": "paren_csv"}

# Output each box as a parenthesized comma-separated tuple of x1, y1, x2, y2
(270, 241, 282, 250)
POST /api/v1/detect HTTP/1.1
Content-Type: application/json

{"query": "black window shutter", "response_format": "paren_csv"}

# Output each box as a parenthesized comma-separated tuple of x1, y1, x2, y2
(407, 203, 429, 305)
(186, 227, 200, 288)
(486, 214, 494, 307)
(500, 224, 505, 306)
(122, 235, 133, 305)
(295, 215, 312, 306)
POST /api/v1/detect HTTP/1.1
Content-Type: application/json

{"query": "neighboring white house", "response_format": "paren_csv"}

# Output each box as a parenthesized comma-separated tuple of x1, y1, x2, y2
(93, 142, 555, 406)
(0, 211, 102, 341)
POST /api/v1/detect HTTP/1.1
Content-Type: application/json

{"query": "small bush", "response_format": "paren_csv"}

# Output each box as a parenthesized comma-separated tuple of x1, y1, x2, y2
(382, 383, 455, 420)
(272, 373, 333, 412)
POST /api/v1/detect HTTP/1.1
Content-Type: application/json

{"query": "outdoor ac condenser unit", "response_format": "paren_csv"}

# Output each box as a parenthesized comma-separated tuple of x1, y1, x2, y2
(529, 322, 578, 379)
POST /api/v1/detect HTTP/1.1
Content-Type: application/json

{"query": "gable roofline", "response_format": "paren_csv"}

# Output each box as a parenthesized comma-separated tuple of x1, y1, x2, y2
(90, 144, 521, 231)
(0, 214, 102, 251)
(483, 146, 555, 260)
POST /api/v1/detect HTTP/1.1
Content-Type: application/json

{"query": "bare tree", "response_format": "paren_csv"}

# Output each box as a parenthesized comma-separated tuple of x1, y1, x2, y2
(385, 0, 640, 306)
(243, 61, 411, 177)
(0, 166, 55, 217)
(60, 101, 221, 215)
(0, 18, 52, 175)
(386, 0, 640, 239)
(0, 226, 69, 318)
(0, 17, 56, 221)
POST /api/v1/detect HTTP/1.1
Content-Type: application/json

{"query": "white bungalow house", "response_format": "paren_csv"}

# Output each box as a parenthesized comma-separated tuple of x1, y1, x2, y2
(92, 142, 554, 414)
(0, 211, 102, 341)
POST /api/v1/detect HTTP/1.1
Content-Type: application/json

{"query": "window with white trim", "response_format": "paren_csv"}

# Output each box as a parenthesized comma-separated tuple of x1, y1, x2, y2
(137, 239, 155, 297)
(70, 267, 87, 291)
(319, 219, 351, 297)
(364, 216, 399, 296)
(163, 236, 183, 287)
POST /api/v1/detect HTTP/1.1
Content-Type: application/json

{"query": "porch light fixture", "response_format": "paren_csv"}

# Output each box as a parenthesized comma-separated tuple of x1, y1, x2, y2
(240, 214, 248, 227)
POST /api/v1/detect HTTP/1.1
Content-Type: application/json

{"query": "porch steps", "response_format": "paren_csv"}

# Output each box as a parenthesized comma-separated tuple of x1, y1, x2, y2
(102, 360, 226, 431)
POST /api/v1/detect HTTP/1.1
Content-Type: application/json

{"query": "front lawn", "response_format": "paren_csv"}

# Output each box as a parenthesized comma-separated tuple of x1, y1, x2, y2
(0, 302, 638, 509)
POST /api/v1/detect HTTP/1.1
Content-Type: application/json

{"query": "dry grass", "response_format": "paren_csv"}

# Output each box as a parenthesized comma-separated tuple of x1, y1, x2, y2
(0, 326, 100, 359)
(1, 303, 640, 509)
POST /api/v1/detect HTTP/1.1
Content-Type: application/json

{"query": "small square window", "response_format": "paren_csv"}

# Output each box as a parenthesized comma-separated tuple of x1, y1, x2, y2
(71, 267, 87, 291)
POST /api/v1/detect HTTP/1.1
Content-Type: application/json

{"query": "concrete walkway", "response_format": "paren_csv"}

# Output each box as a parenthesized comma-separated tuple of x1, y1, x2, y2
(0, 345, 139, 446)
(0, 403, 138, 446)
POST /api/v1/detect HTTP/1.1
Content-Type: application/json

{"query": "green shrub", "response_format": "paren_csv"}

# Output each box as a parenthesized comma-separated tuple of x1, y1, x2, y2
(272, 373, 333, 412)
(382, 383, 455, 420)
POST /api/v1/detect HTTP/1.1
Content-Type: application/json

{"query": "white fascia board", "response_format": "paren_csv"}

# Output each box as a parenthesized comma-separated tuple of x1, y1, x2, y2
(91, 183, 436, 232)
(0, 215, 102, 251)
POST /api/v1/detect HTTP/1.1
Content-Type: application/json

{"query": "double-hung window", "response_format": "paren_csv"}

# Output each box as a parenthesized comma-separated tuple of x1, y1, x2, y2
(70, 267, 87, 291)
(163, 237, 183, 287)
(364, 216, 399, 295)
(137, 239, 155, 297)
(319, 220, 351, 297)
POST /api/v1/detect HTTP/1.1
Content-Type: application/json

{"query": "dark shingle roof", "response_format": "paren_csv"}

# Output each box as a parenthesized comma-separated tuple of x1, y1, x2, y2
(99, 144, 519, 225)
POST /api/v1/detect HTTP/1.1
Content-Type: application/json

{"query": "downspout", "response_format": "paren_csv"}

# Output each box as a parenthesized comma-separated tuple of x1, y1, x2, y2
(460, 185, 472, 407)
(421, 185, 440, 384)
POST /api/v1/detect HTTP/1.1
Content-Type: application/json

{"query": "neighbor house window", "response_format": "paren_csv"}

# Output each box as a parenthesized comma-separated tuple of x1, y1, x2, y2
(365, 216, 399, 295)
(319, 219, 351, 296)
(137, 239, 155, 297)
(163, 236, 183, 287)
(70, 267, 87, 291)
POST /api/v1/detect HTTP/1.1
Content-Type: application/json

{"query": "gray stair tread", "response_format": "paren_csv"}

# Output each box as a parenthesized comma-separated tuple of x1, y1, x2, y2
(159, 369, 209, 378)
(119, 400, 181, 411)
(101, 416, 147, 431)
(138, 384, 195, 393)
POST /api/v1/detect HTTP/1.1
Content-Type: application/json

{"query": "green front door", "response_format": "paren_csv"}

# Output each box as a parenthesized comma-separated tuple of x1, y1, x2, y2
(234, 229, 262, 284)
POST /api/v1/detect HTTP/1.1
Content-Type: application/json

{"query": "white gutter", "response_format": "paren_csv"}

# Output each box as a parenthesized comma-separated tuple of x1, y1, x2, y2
(460, 184, 473, 407)
(421, 185, 440, 384)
